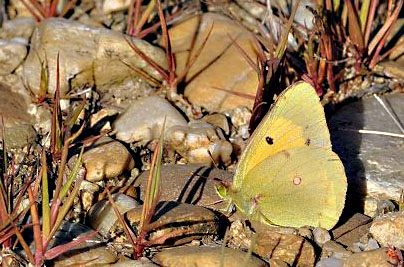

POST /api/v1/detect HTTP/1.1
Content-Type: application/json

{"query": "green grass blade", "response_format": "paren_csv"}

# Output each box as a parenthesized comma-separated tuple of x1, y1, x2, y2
(140, 119, 165, 230)
(47, 167, 85, 246)
(58, 146, 84, 202)
(359, 0, 371, 32)
(41, 150, 51, 238)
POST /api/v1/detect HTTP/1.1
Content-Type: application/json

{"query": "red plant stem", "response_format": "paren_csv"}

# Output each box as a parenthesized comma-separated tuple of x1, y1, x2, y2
(364, 0, 378, 45)
(0, 184, 9, 227)
(136, 10, 182, 39)
(379, 38, 404, 61)
(387, 0, 393, 17)
(125, 37, 169, 80)
(44, 231, 98, 260)
(368, 0, 403, 54)
(155, 0, 176, 86)
(59, 0, 78, 18)
(130, 0, 142, 35)
(17, 0, 43, 21)
(49, 198, 61, 227)
(325, 0, 332, 11)
(369, 22, 394, 68)
(25, 0, 47, 19)
(27, 186, 43, 266)
(49, 0, 58, 18)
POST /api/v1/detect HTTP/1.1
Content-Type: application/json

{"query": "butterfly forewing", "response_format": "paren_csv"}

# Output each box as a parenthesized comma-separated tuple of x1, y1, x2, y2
(233, 82, 332, 189)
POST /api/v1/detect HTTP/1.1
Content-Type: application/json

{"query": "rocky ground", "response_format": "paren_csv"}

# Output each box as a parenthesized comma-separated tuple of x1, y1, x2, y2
(1, 0, 404, 266)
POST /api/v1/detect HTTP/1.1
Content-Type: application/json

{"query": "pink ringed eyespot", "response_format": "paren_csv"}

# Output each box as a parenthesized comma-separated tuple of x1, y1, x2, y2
(293, 176, 302, 185)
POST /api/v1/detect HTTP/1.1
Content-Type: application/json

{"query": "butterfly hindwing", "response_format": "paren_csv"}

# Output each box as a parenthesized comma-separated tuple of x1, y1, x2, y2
(231, 146, 347, 229)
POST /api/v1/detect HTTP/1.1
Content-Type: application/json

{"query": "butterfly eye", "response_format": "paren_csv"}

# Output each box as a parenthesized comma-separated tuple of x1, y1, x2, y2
(265, 136, 274, 145)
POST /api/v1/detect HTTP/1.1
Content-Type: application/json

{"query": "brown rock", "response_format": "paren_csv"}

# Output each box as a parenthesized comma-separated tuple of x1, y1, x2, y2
(228, 221, 315, 266)
(370, 211, 404, 250)
(154, 246, 269, 267)
(166, 121, 233, 166)
(23, 18, 166, 96)
(201, 113, 230, 135)
(255, 229, 316, 266)
(88, 193, 140, 237)
(343, 248, 400, 267)
(0, 82, 36, 148)
(169, 13, 259, 112)
(126, 201, 221, 246)
(110, 258, 158, 266)
(53, 246, 117, 266)
(332, 213, 372, 248)
(135, 164, 233, 210)
(77, 137, 134, 182)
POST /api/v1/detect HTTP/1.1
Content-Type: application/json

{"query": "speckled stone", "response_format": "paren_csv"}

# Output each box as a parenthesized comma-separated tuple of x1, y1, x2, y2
(74, 137, 134, 182)
(135, 164, 233, 210)
(126, 201, 222, 246)
(113, 96, 187, 143)
(329, 93, 404, 208)
(154, 246, 269, 267)
(370, 211, 404, 250)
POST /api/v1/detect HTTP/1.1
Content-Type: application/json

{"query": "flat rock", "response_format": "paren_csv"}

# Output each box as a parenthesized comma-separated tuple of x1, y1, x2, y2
(0, 38, 27, 75)
(113, 96, 187, 143)
(329, 93, 404, 205)
(228, 221, 315, 266)
(0, 81, 36, 148)
(154, 246, 269, 267)
(110, 258, 158, 267)
(169, 13, 259, 112)
(22, 18, 166, 96)
(0, 18, 37, 41)
(320, 241, 352, 260)
(332, 213, 372, 248)
(255, 229, 315, 266)
(316, 257, 344, 267)
(53, 246, 117, 266)
(343, 248, 400, 267)
(370, 211, 404, 250)
(126, 201, 222, 246)
(135, 164, 233, 210)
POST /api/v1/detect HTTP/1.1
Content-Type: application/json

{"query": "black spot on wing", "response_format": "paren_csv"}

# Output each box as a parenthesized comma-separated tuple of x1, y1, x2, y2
(305, 138, 311, 146)
(266, 136, 274, 145)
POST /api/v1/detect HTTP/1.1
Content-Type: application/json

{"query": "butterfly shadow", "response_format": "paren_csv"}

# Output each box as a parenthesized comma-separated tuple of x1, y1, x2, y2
(176, 166, 212, 205)
(327, 98, 367, 225)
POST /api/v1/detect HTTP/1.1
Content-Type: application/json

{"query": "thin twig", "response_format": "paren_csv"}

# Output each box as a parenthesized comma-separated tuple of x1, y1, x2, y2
(374, 94, 404, 133)
(340, 128, 404, 138)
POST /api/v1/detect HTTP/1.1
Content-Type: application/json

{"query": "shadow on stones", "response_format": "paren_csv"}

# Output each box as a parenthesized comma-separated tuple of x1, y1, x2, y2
(177, 166, 211, 205)
(327, 98, 367, 226)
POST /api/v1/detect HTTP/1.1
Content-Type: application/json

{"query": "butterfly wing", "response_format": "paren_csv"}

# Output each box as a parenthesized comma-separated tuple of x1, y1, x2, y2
(233, 82, 332, 189)
(230, 146, 347, 229)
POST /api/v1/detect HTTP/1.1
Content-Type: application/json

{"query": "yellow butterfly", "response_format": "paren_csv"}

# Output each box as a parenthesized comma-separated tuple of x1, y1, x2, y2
(217, 82, 347, 230)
